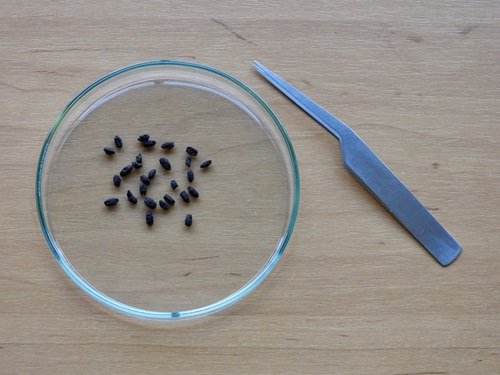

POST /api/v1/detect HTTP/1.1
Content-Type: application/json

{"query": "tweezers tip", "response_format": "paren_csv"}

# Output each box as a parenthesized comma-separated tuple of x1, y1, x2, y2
(251, 60, 264, 71)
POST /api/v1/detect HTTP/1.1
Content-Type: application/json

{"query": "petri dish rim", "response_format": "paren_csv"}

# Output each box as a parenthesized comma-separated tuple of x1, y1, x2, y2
(36, 60, 300, 321)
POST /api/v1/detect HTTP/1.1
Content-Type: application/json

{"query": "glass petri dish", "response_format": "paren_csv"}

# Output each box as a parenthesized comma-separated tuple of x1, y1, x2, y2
(36, 60, 299, 320)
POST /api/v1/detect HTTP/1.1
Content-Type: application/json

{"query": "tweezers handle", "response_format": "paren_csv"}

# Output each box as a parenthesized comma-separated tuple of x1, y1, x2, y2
(340, 131, 461, 266)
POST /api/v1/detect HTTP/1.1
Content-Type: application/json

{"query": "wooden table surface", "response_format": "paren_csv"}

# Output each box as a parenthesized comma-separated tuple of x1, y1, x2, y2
(1, 1, 498, 374)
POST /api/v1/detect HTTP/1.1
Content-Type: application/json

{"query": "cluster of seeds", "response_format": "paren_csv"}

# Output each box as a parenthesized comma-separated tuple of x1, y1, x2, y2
(102, 134, 212, 227)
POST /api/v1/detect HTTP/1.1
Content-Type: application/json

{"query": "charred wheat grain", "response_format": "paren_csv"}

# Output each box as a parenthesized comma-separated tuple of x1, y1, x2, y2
(170, 180, 178, 190)
(114, 135, 123, 148)
(161, 141, 174, 149)
(163, 194, 175, 205)
(185, 214, 193, 227)
(143, 140, 156, 148)
(146, 210, 154, 226)
(187, 186, 199, 198)
(126, 190, 138, 204)
(119, 164, 133, 177)
(140, 175, 150, 185)
(113, 174, 121, 187)
(180, 191, 190, 203)
(148, 169, 156, 180)
(200, 160, 212, 168)
(185, 157, 191, 167)
(187, 169, 194, 182)
(139, 184, 147, 196)
(104, 198, 119, 206)
(159, 200, 169, 210)
(186, 146, 198, 156)
(159, 157, 171, 170)
(103, 147, 115, 155)
(144, 197, 157, 209)
(137, 134, 150, 142)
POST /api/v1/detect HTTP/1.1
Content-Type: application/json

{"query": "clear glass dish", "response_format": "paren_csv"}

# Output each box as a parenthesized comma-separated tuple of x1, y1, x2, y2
(36, 60, 299, 320)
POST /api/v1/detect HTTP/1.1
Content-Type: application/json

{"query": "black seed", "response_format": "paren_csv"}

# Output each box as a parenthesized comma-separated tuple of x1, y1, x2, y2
(161, 141, 175, 149)
(146, 210, 154, 226)
(113, 174, 121, 187)
(137, 134, 150, 142)
(148, 169, 156, 180)
(185, 157, 191, 167)
(159, 157, 171, 170)
(187, 169, 194, 182)
(144, 197, 157, 209)
(200, 160, 212, 168)
(163, 194, 175, 205)
(140, 175, 150, 186)
(126, 190, 138, 204)
(143, 140, 156, 148)
(119, 164, 133, 177)
(136, 153, 143, 163)
(185, 214, 193, 227)
(114, 135, 123, 148)
(187, 186, 199, 198)
(103, 147, 115, 155)
(132, 161, 142, 169)
(170, 180, 178, 190)
(159, 200, 169, 210)
(186, 146, 198, 156)
(180, 191, 190, 203)
(139, 184, 147, 196)
(104, 198, 119, 206)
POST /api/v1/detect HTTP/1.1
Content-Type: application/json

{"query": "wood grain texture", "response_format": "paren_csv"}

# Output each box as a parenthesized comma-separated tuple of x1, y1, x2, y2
(0, 1, 498, 374)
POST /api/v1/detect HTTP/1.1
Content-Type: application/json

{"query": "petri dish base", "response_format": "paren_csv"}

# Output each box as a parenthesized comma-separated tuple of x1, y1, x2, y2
(36, 60, 299, 320)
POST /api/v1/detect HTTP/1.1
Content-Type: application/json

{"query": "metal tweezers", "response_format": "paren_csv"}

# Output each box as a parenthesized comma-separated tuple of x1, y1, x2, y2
(253, 61, 461, 266)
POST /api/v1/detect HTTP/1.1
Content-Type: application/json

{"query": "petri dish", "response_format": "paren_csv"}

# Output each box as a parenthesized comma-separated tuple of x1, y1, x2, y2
(36, 60, 299, 320)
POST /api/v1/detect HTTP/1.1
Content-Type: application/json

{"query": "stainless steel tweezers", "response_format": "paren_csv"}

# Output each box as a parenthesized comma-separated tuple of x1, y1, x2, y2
(253, 61, 461, 266)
